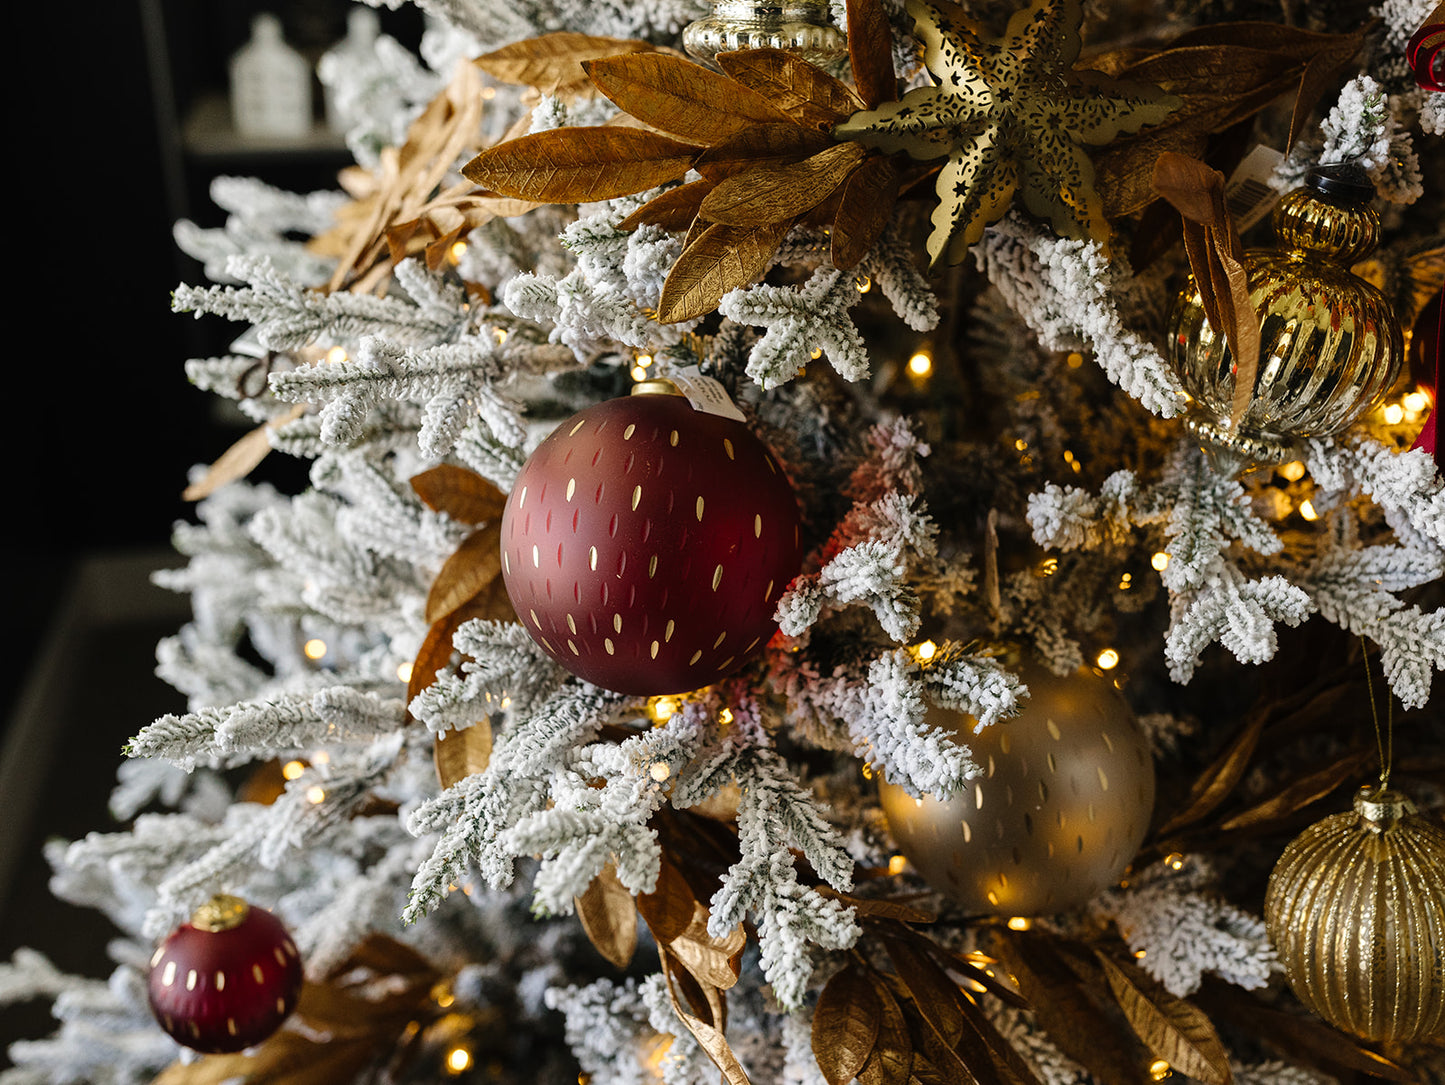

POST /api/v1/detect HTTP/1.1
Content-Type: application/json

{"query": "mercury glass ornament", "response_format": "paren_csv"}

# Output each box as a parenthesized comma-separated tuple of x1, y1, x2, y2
(877, 659, 1155, 916)
(1264, 785, 1445, 1044)
(1167, 164, 1403, 467)
(682, 0, 846, 66)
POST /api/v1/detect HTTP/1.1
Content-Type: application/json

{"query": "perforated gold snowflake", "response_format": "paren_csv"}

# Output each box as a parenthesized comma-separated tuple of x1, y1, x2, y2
(835, 0, 1179, 266)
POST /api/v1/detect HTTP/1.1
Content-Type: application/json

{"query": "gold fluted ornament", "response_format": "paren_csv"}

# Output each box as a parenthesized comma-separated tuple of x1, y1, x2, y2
(1167, 164, 1404, 466)
(877, 659, 1155, 916)
(1263, 785, 1445, 1043)
(682, 0, 846, 66)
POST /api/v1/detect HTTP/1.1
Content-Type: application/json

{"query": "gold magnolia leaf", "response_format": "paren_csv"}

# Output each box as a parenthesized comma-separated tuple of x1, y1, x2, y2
(845, 0, 898, 109)
(954, 986, 1048, 1085)
(881, 935, 965, 1047)
(462, 127, 700, 203)
(830, 154, 902, 269)
(700, 142, 867, 226)
(660, 948, 751, 1085)
(815, 886, 936, 924)
(856, 980, 913, 1085)
(1155, 714, 1265, 837)
(716, 48, 865, 127)
(182, 404, 307, 501)
(944, 953, 1029, 1009)
(1215, 749, 1371, 832)
(434, 718, 494, 788)
(474, 32, 664, 97)
(637, 857, 698, 944)
(1095, 953, 1233, 1085)
(426, 522, 505, 626)
(988, 931, 1145, 1085)
(670, 904, 746, 990)
(1153, 152, 1258, 426)
(812, 964, 883, 1085)
(656, 219, 793, 324)
(583, 52, 794, 145)
(1194, 979, 1417, 1083)
(410, 464, 507, 524)
(1090, 23, 1366, 218)
(576, 861, 639, 970)
(619, 178, 715, 231)
(694, 122, 838, 181)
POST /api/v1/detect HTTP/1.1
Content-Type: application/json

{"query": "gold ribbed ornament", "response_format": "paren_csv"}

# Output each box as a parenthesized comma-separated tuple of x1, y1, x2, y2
(1167, 164, 1404, 466)
(877, 659, 1155, 916)
(1263, 785, 1445, 1044)
(682, 0, 846, 66)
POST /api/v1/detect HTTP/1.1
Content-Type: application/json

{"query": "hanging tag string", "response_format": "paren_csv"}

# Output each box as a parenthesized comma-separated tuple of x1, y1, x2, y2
(1360, 637, 1394, 789)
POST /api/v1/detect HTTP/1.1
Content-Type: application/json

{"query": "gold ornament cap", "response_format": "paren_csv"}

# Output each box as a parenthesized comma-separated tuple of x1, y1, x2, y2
(682, 0, 846, 66)
(190, 893, 252, 932)
(1352, 784, 1417, 831)
(630, 378, 685, 396)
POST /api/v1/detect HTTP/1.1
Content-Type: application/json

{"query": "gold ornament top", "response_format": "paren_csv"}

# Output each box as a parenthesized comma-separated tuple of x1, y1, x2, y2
(631, 378, 685, 397)
(191, 893, 252, 932)
(1271, 166, 1381, 264)
(1352, 784, 1417, 831)
(834, 0, 1179, 266)
(682, 0, 846, 66)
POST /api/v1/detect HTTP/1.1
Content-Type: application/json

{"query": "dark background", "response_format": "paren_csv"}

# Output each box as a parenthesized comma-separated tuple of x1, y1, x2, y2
(3, 0, 421, 1060)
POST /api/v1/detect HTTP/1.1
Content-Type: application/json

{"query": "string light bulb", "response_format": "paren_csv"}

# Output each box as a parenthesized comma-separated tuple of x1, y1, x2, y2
(1151, 551, 1171, 571)
(1095, 648, 1120, 670)
(1279, 460, 1307, 482)
(305, 785, 327, 805)
(1299, 499, 1319, 521)
(448, 240, 468, 263)
(1150, 1059, 1172, 1080)
(908, 351, 933, 376)
(303, 638, 328, 661)
(916, 639, 938, 662)
(396, 661, 413, 683)
(281, 760, 306, 780)
(446, 1044, 474, 1074)
(1383, 402, 1405, 425)
(1007, 916, 1032, 931)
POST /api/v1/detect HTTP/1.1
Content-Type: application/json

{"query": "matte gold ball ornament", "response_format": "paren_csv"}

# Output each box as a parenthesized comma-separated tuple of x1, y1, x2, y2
(1167, 164, 1404, 466)
(1263, 785, 1445, 1044)
(682, 0, 846, 66)
(877, 659, 1156, 916)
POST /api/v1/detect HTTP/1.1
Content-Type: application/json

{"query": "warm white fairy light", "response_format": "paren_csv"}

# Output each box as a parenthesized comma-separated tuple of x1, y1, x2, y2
(306, 785, 327, 805)
(1007, 916, 1032, 931)
(1066, 351, 1084, 369)
(652, 697, 678, 722)
(1096, 648, 1120, 670)
(446, 1045, 474, 1073)
(908, 351, 933, 376)
(396, 661, 413, 683)
(448, 240, 468, 263)
(1299, 499, 1319, 521)
(281, 760, 306, 781)
(1278, 460, 1306, 482)
(1403, 390, 1431, 414)
(325, 346, 348, 365)
(304, 638, 328, 660)
(649, 761, 671, 782)
(854, 275, 871, 293)
(1383, 402, 1405, 425)
(916, 639, 938, 662)
(1151, 551, 1171, 571)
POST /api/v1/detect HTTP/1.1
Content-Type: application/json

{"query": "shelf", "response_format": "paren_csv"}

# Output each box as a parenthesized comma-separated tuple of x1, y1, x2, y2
(182, 92, 348, 161)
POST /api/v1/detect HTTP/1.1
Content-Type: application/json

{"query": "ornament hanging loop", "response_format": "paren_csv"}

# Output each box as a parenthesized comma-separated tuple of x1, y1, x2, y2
(1359, 636, 1394, 790)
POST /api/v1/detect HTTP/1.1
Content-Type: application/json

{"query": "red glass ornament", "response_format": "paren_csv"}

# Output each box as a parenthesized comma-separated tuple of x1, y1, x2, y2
(501, 386, 803, 695)
(1410, 288, 1441, 463)
(148, 894, 303, 1053)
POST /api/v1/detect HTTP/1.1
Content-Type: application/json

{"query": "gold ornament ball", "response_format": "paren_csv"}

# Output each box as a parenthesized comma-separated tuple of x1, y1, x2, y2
(1264, 786, 1445, 1044)
(1167, 164, 1403, 466)
(877, 660, 1155, 916)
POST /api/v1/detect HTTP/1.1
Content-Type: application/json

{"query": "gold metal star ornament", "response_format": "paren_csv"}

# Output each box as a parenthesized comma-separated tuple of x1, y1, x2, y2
(835, 0, 1180, 266)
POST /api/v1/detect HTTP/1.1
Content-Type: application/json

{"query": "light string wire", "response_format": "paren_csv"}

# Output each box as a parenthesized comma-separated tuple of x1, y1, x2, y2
(1360, 636, 1394, 790)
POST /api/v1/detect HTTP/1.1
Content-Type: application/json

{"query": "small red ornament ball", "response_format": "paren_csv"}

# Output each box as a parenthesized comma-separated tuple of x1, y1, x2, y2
(501, 386, 803, 695)
(147, 894, 303, 1053)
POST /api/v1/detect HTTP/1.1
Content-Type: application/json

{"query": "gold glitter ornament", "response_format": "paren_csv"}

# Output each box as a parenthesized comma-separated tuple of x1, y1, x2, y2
(877, 659, 1155, 916)
(1263, 785, 1445, 1044)
(682, 0, 846, 67)
(834, 0, 1178, 266)
(1167, 164, 1404, 467)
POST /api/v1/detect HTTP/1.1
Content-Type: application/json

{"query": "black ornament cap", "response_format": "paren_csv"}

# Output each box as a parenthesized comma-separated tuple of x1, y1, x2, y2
(1305, 163, 1375, 207)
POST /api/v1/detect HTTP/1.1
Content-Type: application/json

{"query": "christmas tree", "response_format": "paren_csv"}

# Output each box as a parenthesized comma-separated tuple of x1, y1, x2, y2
(3, 0, 1443, 1082)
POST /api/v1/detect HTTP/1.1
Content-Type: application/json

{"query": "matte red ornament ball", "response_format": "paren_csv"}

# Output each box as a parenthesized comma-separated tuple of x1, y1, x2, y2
(500, 386, 804, 695)
(147, 894, 303, 1053)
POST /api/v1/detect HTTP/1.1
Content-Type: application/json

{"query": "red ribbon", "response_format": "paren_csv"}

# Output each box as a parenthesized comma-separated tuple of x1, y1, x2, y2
(1407, 5, 1445, 90)
(1410, 284, 1442, 463)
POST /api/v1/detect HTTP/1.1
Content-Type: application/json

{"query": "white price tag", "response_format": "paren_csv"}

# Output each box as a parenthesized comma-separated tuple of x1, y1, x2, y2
(666, 366, 747, 421)
(1225, 146, 1286, 233)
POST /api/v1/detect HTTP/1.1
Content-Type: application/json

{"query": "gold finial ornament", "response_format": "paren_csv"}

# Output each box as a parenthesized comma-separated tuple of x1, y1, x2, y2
(1167, 163, 1404, 466)
(1263, 785, 1445, 1043)
(682, 0, 846, 66)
